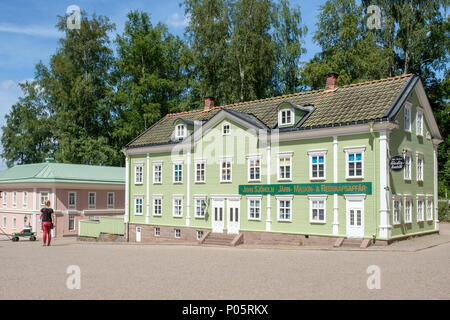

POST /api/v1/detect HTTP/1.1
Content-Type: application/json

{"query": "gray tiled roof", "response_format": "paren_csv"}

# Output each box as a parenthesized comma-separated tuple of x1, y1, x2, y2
(126, 74, 414, 148)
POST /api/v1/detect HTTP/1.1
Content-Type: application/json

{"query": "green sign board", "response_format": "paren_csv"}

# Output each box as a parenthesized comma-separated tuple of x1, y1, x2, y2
(239, 182, 372, 195)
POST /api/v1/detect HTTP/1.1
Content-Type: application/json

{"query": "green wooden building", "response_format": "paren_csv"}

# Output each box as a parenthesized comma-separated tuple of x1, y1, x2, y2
(122, 74, 442, 246)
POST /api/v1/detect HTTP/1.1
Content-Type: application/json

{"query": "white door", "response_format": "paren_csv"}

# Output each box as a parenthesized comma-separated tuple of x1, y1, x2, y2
(347, 201, 364, 238)
(227, 199, 240, 234)
(136, 227, 141, 242)
(212, 199, 224, 233)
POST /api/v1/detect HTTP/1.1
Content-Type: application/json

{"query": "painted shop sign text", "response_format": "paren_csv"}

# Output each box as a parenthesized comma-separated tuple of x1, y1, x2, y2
(239, 182, 372, 195)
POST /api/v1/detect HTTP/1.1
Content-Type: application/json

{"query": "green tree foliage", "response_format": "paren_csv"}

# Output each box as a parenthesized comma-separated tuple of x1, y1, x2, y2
(112, 10, 189, 149)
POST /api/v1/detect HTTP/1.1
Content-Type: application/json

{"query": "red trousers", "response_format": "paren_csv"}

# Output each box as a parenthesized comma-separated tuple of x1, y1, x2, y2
(42, 222, 52, 245)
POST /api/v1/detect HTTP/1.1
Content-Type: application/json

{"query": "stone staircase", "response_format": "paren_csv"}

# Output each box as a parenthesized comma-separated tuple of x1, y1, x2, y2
(200, 231, 243, 246)
(333, 237, 372, 248)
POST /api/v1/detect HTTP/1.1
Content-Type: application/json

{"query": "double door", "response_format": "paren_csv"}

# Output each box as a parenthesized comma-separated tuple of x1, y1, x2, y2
(211, 198, 240, 234)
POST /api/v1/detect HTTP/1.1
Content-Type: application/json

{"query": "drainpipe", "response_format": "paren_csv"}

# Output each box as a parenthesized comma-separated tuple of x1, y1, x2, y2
(369, 121, 377, 240)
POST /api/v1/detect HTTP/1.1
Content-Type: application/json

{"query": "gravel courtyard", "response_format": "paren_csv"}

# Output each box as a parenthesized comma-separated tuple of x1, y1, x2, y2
(1, 224, 449, 300)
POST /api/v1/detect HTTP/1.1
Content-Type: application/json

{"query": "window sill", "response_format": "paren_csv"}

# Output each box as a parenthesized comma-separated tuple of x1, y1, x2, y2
(392, 222, 401, 226)
(346, 176, 364, 180)
(173, 215, 183, 218)
(152, 214, 162, 217)
(417, 179, 423, 183)
(135, 183, 143, 185)
(173, 182, 183, 184)
(404, 130, 411, 134)
(134, 213, 143, 216)
(310, 178, 326, 182)
(277, 219, 292, 223)
(220, 181, 232, 183)
(404, 178, 412, 182)
(194, 216, 205, 219)
(404, 221, 412, 224)
(277, 179, 292, 182)
(416, 134, 423, 138)
(248, 218, 261, 221)
(309, 221, 326, 224)
(153, 182, 162, 185)
(248, 180, 262, 183)
(194, 181, 206, 184)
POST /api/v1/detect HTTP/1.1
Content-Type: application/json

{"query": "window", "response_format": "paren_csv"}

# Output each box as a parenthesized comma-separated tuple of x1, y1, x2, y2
(416, 153, 424, 182)
(23, 216, 27, 228)
(12, 216, 16, 229)
(345, 147, 365, 179)
(154, 227, 160, 236)
(107, 192, 115, 207)
(40, 192, 49, 206)
(248, 197, 261, 220)
(12, 191, 17, 207)
(2, 191, 6, 205)
(277, 153, 292, 181)
(153, 196, 162, 216)
(393, 198, 401, 225)
(173, 196, 183, 217)
(416, 109, 423, 136)
(68, 192, 76, 208)
(23, 192, 28, 208)
(404, 102, 411, 132)
(69, 215, 75, 231)
(153, 162, 162, 184)
(194, 197, 206, 218)
(196, 230, 204, 240)
(88, 192, 96, 207)
(427, 198, 433, 220)
(279, 109, 293, 125)
(309, 195, 327, 223)
(277, 196, 293, 222)
(222, 123, 230, 135)
(248, 156, 261, 182)
(174, 229, 181, 238)
(134, 196, 143, 215)
(308, 150, 327, 180)
(194, 160, 206, 183)
(135, 163, 143, 184)
(417, 198, 424, 222)
(2, 216, 6, 228)
(404, 197, 412, 223)
(220, 158, 232, 182)
(175, 124, 186, 139)
(173, 161, 183, 183)
(404, 151, 412, 180)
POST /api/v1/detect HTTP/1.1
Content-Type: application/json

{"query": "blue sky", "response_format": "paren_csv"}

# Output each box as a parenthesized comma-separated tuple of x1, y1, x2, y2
(0, 0, 325, 170)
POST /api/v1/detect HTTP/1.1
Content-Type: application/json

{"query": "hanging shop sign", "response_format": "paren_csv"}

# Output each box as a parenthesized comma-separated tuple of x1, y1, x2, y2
(239, 182, 372, 195)
(389, 155, 405, 171)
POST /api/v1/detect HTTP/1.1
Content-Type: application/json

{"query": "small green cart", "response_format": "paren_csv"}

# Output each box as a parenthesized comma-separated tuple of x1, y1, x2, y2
(11, 231, 37, 242)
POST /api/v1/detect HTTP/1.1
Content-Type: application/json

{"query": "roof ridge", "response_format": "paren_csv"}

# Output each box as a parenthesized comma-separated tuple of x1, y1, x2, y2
(340, 73, 413, 89)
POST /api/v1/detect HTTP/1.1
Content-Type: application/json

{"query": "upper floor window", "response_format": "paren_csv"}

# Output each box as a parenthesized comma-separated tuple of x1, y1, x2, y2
(220, 158, 232, 182)
(88, 192, 96, 207)
(175, 124, 186, 140)
(404, 150, 412, 180)
(2, 216, 6, 228)
(404, 102, 411, 132)
(68, 192, 76, 208)
(153, 196, 162, 216)
(222, 123, 230, 135)
(2, 191, 6, 205)
(279, 109, 293, 126)
(107, 192, 115, 207)
(40, 192, 49, 206)
(248, 156, 261, 182)
(416, 109, 423, 136)
(277, 153, 292, 181)
(153, 162, 162, 184)
(195, 160, 206, 183)
(416, 153, 424, 182)
(173, 161, 183, 183)
(134, 163, 143, 184)
(134, 196, 143, 215)
(344, 147, 365, 179)
(12, 191, 17, 207)
(308, 150, 326, 180)
(23, 191, 28, 208)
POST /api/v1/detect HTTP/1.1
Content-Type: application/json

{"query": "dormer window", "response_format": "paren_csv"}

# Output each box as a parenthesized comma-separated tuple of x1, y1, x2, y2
(279, 109, 293, 126)
(175, 124, 186, 140)
(222, 123, 230, 135)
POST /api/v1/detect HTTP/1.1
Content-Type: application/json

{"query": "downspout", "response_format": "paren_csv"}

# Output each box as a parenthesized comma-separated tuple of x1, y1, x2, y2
(369, 122, 377, 240)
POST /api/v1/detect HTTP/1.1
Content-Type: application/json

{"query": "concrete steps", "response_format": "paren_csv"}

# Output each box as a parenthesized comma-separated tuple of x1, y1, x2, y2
(333, 237, 372, 248)
(202, 232, 240, 246)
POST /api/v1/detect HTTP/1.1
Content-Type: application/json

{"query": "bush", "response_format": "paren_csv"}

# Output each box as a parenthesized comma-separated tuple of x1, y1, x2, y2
(438, 200, 449, 222)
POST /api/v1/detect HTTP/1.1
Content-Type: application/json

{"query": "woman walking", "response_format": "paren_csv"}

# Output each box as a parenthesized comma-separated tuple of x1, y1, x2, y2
(40, 200, 55, 246)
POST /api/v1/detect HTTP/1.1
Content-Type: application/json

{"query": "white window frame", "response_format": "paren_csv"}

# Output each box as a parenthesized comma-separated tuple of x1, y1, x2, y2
(2, 216, 6, 228)
(175, 124, 186, 139)
(194, 195, 207, 218)
(2, 191, 6, 205)
(393, 195, 402, 225)
(154, 227, 160, 236)
(344, 146, 365, 179)
(172, 160, 184, 184)
(416, 107, 424, 137)
(12, 216, 16, 230)
(416, 195, 424, 222)
(276, 195, 293, 222)
(194, 159, 206, 183)
(12, 191, 17, 207)
(403, 150, 412, 181)
(222, 122, 231, 136)
(153, 162, 163, 184)
(196, 230, 204, 240)
(404, 196, 412, 223)
(174, 229, 181, 238)
(404, 102, 411, 132)
(68, 191, 77, 208)
(416, 152, 424, 182)
(22, 191, 28, 208)
(277, 152, 293, 181)
(247, 155, 261, 182)
(152, 195, 163, 216)
(219, 157, 233, 183)
(88, 192, 96, 208)
(279, 108, 294, 126)
(308, 195, 327, 224)
(308, 150, 327, 181)
(134, 195, 144, 216)
(172, 195, 183, 218)
(107, 192, 115, 208)
(68, 215, 75, 231)
(426, 196, 433, 221)
(40, 191, 49, 206)
(134, 163, 144, 185)
(247, 195, 262, 221)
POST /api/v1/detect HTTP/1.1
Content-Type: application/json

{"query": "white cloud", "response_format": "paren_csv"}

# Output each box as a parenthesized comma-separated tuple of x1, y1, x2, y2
(166, 13, 190, 28)
(0, 23, 62, 38)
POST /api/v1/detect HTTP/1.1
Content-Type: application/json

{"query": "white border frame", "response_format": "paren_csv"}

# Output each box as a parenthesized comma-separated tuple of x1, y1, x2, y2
(194, 159, 206, 183)
(133, 195, 144, 216)
(68, 191, 77, 209)
(416, 107, 424, 137)
(88, 191, 96, 208)
(107, 192, 115, 208)
(134, 163, 144, 185)
(416, 195, 425, 222)
(222, 122, 231, 136)
(278, 107, 294, 126)
(193, 195, 207, 218)
(247, 155, 262, 182)
(308, 194, 327, 224)
(344, 146, 365, 179)
(404, 195, 413, 224)
(308, 150, 327, 181)
(172, 194, 184, 218)
(219, 157, 233, 183)
(277, 152, 293, 182)
(247, 195, 262, 221)
(172, 160, 184, 184)
(404, 101, 412, 132)
(152, 195, 163, 216)
(403, 149, 412, 181)
(276, 195, 293, 222)
(416, 152, 424, 182)
(152, 161, 163, 184)
(392, 195, 402, 225)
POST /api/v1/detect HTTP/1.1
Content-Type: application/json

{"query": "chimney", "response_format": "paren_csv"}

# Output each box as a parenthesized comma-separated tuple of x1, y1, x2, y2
(204, 97, 215, 111)
(325, 73, 339, 90)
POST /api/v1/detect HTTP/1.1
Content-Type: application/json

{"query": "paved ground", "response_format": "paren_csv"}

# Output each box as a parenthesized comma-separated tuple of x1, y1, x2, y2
(1, 224, 449, 300)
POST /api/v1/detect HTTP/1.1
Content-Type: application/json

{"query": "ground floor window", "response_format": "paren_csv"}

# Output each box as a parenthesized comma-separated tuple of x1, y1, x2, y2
(12, 216, 16, 229)
(194, 197, 206, 218)
(417, 198, 424, 222)
(404, 197, 412, 223)
(69, 215, 75, 231)
(248, 197, 261, 220)
(2, 216, 6, 228)
(427, 198, 433, 220)
(308, 195, 327, 223)
(277, 196, 293, 222)
(393, 197, 401, 224)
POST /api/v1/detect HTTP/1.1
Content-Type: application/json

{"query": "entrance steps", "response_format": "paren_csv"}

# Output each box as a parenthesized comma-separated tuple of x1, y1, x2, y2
(333, 237, 372, 248)
(200, 232, 243, 247)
